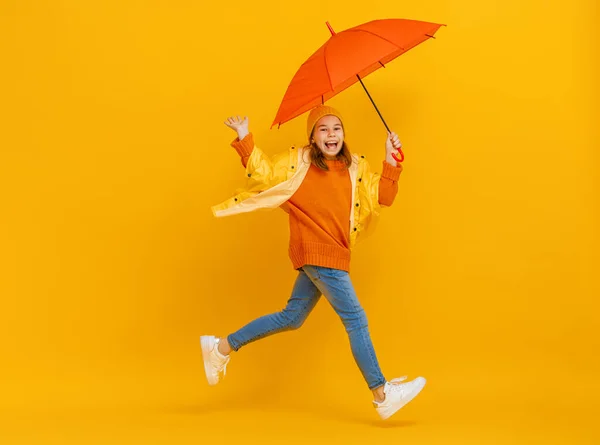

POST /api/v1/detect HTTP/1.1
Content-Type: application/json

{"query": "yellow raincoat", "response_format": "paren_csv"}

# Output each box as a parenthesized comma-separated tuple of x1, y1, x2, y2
(211, 143, 396, 248)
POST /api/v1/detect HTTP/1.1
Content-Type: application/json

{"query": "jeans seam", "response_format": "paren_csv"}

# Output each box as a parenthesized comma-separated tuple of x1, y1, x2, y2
(361, 322, 384, 387)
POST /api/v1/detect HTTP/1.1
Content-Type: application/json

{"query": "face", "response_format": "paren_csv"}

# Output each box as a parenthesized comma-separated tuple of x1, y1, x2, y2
(311, 115, 344, 160)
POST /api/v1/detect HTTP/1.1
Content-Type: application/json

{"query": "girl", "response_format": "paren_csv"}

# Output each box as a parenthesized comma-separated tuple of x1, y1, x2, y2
(202, 105, 426, 420)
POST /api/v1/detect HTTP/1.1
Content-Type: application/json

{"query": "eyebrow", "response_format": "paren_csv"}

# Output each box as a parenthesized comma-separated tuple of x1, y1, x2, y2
(318, 124, 341, 128)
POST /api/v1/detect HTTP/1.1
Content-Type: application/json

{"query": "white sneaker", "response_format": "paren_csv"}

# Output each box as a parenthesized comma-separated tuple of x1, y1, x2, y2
(373, 376, 427, 420)
(200, 335, 230, 385)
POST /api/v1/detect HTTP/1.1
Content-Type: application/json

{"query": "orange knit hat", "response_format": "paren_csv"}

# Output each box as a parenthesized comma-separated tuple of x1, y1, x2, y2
(306, 105, 344, 140)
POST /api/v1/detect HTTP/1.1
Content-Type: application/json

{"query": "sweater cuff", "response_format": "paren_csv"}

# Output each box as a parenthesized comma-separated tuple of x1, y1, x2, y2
(231, 133, 254, 158)
(381, 160, 403, 182)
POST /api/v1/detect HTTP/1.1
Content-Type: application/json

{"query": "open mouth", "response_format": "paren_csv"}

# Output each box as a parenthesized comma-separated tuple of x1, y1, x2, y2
(325, 142, 338, 150)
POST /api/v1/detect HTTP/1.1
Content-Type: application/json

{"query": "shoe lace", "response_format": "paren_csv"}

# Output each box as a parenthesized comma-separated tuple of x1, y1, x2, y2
(386, 376, 408, 393)
(390, 376, 407, 383)
(373, 376, 409, 407)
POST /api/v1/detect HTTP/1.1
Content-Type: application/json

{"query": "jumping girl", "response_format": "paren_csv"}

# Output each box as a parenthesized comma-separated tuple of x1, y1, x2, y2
(201, 105, 426, 420)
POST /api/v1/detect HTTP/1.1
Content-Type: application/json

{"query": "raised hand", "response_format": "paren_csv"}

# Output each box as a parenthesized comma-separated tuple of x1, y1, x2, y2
(224, 115, 249, 141)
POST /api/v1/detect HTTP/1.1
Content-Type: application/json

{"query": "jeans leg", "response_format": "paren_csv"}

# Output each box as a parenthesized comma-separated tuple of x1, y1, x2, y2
(302, 265, 386, 390)
(227, 268, 321, 352)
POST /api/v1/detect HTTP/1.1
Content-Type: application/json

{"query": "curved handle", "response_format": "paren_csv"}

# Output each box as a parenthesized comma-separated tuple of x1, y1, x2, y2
(391, 148, 404, 163)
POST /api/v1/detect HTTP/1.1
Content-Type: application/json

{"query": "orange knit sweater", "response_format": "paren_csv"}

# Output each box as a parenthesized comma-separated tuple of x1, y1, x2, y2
(231, 133, 402, 272)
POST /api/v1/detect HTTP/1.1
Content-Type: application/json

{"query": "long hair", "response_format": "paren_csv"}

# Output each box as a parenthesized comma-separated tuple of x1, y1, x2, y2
(304, 140, 353, 171)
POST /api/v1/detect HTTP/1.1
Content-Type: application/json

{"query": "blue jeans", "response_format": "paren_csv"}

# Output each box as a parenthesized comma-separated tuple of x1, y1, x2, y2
(227, 265, 386, 390)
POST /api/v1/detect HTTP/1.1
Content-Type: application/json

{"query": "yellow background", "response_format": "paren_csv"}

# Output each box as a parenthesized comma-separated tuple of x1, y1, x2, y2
(1, 0, 598, 444)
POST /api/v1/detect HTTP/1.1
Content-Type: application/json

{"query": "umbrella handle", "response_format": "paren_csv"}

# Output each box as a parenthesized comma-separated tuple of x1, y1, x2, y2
(392, 149, 404, 163)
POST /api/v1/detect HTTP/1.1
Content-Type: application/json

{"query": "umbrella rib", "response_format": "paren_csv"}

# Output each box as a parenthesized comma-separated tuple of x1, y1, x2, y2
(323, 41, 335, 93)
(345, 28, 406, 52)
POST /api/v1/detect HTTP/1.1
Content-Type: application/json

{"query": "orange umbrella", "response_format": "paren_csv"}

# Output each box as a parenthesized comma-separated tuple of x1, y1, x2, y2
(272, 19, 446, 162)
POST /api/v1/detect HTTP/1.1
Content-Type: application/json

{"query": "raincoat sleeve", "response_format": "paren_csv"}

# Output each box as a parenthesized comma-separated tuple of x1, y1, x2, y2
(231, 133, 255, 168)
(230, 133, 289, 190)
(377, 161, 403, 206)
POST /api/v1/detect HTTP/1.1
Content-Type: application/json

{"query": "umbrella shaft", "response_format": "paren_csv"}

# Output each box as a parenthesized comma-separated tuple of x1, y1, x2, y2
(356, 75, 390, 133)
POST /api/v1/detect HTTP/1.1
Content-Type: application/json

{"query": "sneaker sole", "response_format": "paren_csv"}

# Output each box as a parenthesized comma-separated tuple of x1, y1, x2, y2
(200, 335, 218, 386)
(378, 377, 427, 420)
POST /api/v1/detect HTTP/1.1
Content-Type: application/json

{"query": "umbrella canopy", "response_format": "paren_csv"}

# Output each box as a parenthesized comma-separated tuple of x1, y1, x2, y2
(272, 18, 445, 130)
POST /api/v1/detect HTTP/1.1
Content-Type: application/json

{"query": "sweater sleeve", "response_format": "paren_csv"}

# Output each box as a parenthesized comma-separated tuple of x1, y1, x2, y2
(378, 161, 403, 206)
(231, 133, 255, 168)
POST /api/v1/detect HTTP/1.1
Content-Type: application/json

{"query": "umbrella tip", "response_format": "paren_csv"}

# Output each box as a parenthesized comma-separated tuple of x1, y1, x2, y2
(326, 21, 336, 36)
